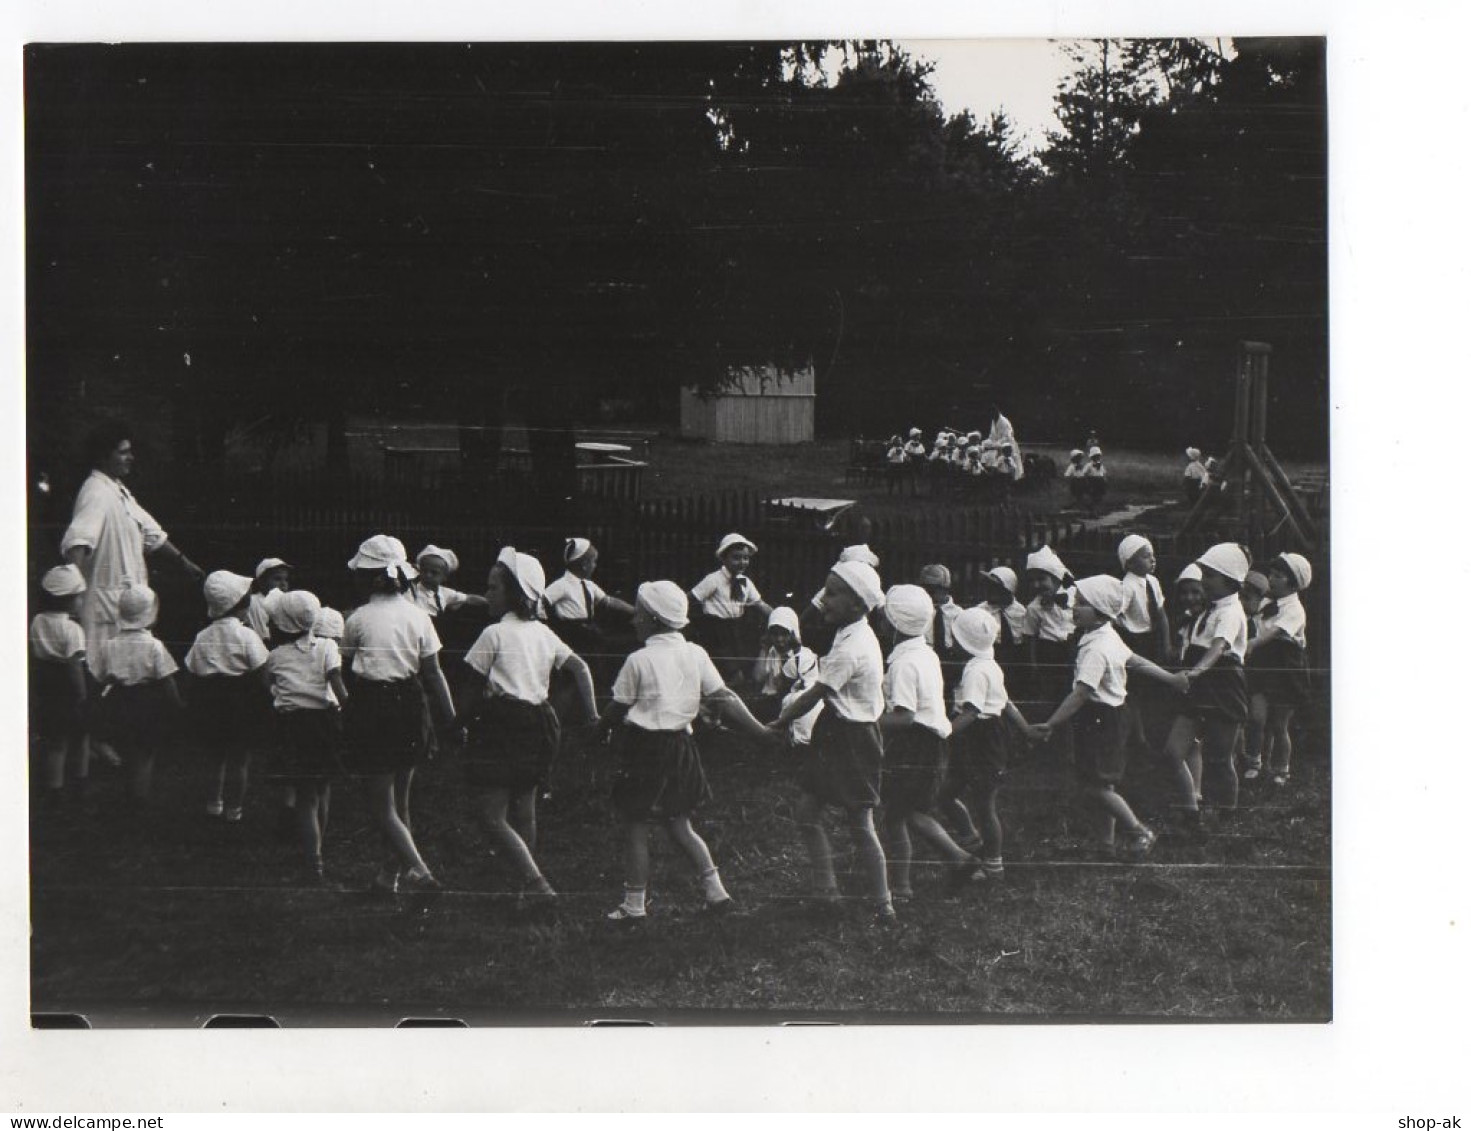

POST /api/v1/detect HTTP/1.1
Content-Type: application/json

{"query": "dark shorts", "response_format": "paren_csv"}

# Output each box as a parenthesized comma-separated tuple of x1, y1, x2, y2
(880, 724, 949, 818)
(610, 725, 712, 821)
(946, 714, 1010, 795)
(98, 681, 178, 759)
(1248, 639, 1309, 707)
(800, 711, 883, 810)
(272, 708, 344, 783)
(1187, 656, 1249, 723)
(463, 696, 562, 791)
(190, 674, 269, 754)
(30, 661, 82, 742)
(1072, 701, 1129, 786)
(342, 679, 426, 775)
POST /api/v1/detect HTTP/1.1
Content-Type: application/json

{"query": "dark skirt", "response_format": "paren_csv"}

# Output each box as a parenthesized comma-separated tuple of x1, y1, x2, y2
(946, 714, 1010, 794)
(98, 681, 177, 757)
(1072, 701, 1129, 786)
(610, 725, 712, 821)
(30, 660, 82, 742)
(1248, 638, 1309, 707)
(880, 724, 949, 818)
(190, 674, 269, 754)
(271, 708, 344, 783)
(342, 679, 426, 775)
(1187, 655, 1250, 724)
(800, 711, 883, 810)
(463, 696, 562, 791)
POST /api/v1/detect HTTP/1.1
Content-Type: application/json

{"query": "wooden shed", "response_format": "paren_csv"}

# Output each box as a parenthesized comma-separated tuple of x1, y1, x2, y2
(680, 364, 815, 445)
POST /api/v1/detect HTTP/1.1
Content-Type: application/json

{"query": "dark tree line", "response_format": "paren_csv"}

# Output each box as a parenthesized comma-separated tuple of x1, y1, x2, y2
(26, 36, 1326, 491)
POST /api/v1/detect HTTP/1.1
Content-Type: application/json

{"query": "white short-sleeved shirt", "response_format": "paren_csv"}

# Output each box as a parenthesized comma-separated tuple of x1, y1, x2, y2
(989, 601, 1030, 644)
(29, 613, 87, 663)
(691, 568, 762, 620)
(342, 593, 441, 682)
(245, 590, 284, 640)
(817, 619, 885, 723)
(1084, 463, 1107, 478)
(1073, 623, 1132, 708)
(1184, 461, 1207, 482)
(542, 572, 607, 622)
(464, 614, 573, 705)
(1118, 573, 1166, 636)
(1025, 596, 1075, 643)
(1063, 463, 1086, 479)
(95, 629, 178, 687)
(955, 654, 1009, 719)
(884, 637, 952, 738)
(266, 638, 342, 711)
(612, 632, 725, 733)
(904, 440, 926, 459)
(923, 599, 961, 651)
(186, 617, 271, 677)
(408, 581, 470, 619)
(1191, 593, 1250, 663)
(1259, 592, 1308, 649)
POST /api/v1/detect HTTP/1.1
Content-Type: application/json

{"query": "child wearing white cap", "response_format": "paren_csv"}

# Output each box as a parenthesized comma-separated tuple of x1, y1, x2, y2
(941, 606, 1041, 877)
(1035, 576, 1187, 857)
(1063, 450, 1087, 503)
(977, 567, 1030, 659)
(1163, 544, 1253, 832)
(752, 607, 822, 739)
(30, 565, 90, 804)
(458, 547, 598, 907)
(1182, 448, 1207, 503)
(769, 560, 897, 926)
(265, 589, 349, 884)
(1022, 546, 1076, 711)
(341, 534, 455, 895)
(410, 545, 488, 619)
(185, 571, 271, 822)
(1081, 448, 1108, 512)
(690, 534, 772, 686)
(245, 557, 293, 643)
(93, 583, 184, 804)
(596, 580, 771, 921)
(1244, 553, 1313, 786)
(877, 585, 989, 898)
(541, 538, 637, 696)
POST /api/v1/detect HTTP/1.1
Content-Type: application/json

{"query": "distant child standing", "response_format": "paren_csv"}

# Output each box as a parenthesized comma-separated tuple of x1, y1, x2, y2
(876, 585, 988, 899)
(1063, 450, 1088, 503)
(1082, 447, 1108, 510)
(340, 535, 455, 894)
(245, 557, 292, 642)
(941, 607, 1038, 877)
(1245, 554, 1312, 787)
(770, 560, 897, 926)
(1182, 448, 1208, 503)
(1036, 576, 1187, 857)
(459, 547, 598, 904)
(264, 590, 348, 883)
(29, 565, 90, 805)
(690, 533, 772, 685)
(185, 571, 270, 822)
(410, 545, 488, 620)
(1163, 544, 1253, 831)
(597, 581, 770, 920)
(93, 584, 183, 804)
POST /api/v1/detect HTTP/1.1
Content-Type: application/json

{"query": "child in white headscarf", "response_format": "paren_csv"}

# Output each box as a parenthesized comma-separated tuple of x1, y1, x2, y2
(690, 533, 772, 686)
(596, 581, 770, 921)
(1182, 448, 1207, 503)
(1036, 576, 1187, 857)
(752, 607, 822, 742)
(876, 585, 989, 899)
(1244, 553, 1312, 787)
(30, 565, 90, 805)
(410, 545, 488, 619)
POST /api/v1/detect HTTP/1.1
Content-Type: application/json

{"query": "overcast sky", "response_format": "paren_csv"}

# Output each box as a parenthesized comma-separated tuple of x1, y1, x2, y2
(902, 38, 1073, 151)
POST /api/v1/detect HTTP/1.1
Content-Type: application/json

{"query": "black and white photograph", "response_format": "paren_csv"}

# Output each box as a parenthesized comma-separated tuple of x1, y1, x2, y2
(20, 28, 1347, 1035)
(21, 31, 1334, 1030)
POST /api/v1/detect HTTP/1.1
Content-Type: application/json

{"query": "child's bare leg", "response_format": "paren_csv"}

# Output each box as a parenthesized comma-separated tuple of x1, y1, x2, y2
(907, 811, 975, 865)
(845, 805, 892, 910)
(1087, 785, 1145, 844)
(319, 785, 331, 838)
(1200, 719, 1241, 811)
(295, 782, 324, 862)
(939, 794, 981, 845)
(43, 738, 67, 791)
(225, 751, 250, 813)
(976, 781, 1004, 861)
(208, 759, 226, 809)
(1163, 716, 1202, 814)
(880, 812, 913, 896)
(1268, 705, 1295, 778)
(482, 787, 547, 887)
(612, 820, 652, 915)
(366, 774, 428, 874)
(394, 769, 414, 830)
(796, 792, 839, 897)
(1187, 740, 1204, 799)
(667, 815, 731, 903)
(131, 752, 155, 801)
(1244, 693, 1269, 774)
(512, 789, 538, 851)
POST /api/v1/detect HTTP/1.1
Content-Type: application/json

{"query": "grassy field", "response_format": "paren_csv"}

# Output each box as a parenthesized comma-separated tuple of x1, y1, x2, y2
(30, 699, 1330, 1025)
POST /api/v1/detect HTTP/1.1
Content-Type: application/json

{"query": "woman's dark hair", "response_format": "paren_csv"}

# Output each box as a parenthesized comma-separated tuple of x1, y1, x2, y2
(85, 420, 133, 468)
(37, 588, 74, 613)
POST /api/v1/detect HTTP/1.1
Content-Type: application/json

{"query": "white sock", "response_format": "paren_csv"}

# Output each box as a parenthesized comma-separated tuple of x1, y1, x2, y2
(699, 868, 730, 903)
(623, 888, 647, 914)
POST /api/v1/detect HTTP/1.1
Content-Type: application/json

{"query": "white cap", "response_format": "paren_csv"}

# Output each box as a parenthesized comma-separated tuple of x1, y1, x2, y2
(883, 584, 934, 637)
(766, 605, 801, 641)
(312, 607, 345, 641)
(1088, 447, 1103, 459)
(564, 537, 593, 564)
(1274, 552, 1313, 591)
(1197, 543, 1251, 584)
(203, 571, 253, 619)
(416, 545, 460, 574)
(1177, 563, 1204, 584)
(952, 606, 998, 657)
(983, 566, 1019, 595)
(830, 561, 885, 612)
(41, 564, 87, 598)
(271, 590, 322, 635)
(116, 584, 158, 631)
(1117, 534, 1153, 570)
(636, 580, 689, 630)
(496, 546, 547, 608)
(347, 535, 419, 581)
(716, 532, 757, 559)
(1073, 575, 1127, 621)
(837, 544, 880, 568)
(1025, 545, 1069, 582)
(254, 557, 292, 579)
